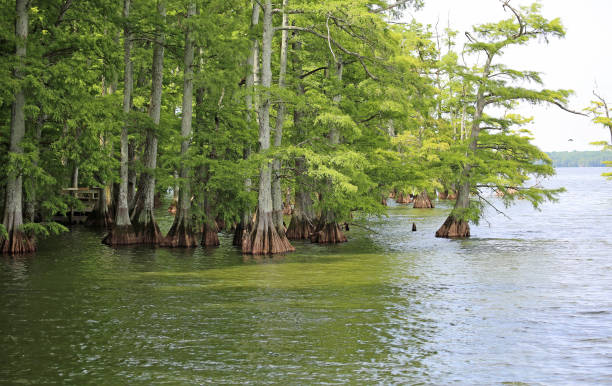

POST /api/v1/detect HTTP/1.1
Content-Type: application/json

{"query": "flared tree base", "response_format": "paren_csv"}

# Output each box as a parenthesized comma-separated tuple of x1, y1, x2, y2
(395, 192, 413, 204)
(1, 230, 36, 255)
(85, 211, 113, 228)
(286, 216, 314, 240)
(233, 221, 249, 246)
(435, 216, 470, 238)
(162, 218, 198, 248)
(201, 222, 220, 247)
(102, 225, 140, 245)
(134, 220, 163, 246)
(242, 212, 295, 255)
(413, 191, 434, 209)
(309, 222, 348, 244)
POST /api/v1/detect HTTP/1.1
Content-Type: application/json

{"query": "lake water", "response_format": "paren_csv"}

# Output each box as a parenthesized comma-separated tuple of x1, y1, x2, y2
(1, 167, 611, 384)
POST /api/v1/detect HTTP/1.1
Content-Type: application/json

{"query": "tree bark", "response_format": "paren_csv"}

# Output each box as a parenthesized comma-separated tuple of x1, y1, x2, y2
(103, 0, 138, 245)
(242, 0, 294, 255)
(1, 0, 36, 254)
(286, 39, 315, 240)
(436, 54, 493, 238)
(413, 190, 434, 208)
(26, 111, 45, 223)
(131, 0, 166, 245)
(163, 1, 197, 247)
(271, 0, 289, 234)
(234, 1, 260, 246)
(311, 60, 347, 244)
(201, 194, 219, 247)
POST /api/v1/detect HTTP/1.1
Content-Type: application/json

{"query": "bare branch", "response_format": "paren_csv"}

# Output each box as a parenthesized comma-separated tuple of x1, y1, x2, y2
(476, 190, 512, 220)
(299, 66, 328, 79)
(551, 101, 588, 116)
(501, 0, 526, 39)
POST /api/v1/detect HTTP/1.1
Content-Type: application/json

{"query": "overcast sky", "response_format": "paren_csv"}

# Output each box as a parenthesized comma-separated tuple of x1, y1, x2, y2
(407, 0, 612, 152)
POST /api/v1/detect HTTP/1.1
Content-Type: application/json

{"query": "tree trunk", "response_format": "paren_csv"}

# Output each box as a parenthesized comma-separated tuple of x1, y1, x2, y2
(396, 191, 412, 204)
(234, 1, 260, 247)
(309, 210, 347, 244)
(127, 139, 137, 209)
(242, 0, 294, 255)
(103, 0, 138, 245)
(131, 0, 166, 245)
(1, 0, 35, 254)
(413, 190, 434, 208)
(311, 60, 347, 244)
(26, 111, 45, 223)
(286, 169, 315, 240)
(201, 195, 219, 247)
(436, 55, 493, 238)
(87, 187, 113, 228)
(285, 39, 314, 240)
(163, 1, 197, 248)
(271, 0, 289, 234)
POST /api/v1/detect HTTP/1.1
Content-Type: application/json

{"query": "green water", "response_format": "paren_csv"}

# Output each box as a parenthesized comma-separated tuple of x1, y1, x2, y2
(1, 168, 611, 384)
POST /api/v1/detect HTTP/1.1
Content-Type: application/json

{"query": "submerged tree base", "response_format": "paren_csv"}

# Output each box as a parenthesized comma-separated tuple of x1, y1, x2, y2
(85, 211, 113, 228)
(310, 222, 347, 244)
(286, 216, 314, 240)
(435, 216, 470, 238)
(162, 218, 198, 248)
(395, 192, 412, 204)
(201, 222, 220, 247)
(102, 225, 140, 245)
(233, 221, 249, 246)
(134, 220, 163, 245)
(1, 230, 36, 255)
(413, 191, 434, 209)
(242, 211, 294, 255)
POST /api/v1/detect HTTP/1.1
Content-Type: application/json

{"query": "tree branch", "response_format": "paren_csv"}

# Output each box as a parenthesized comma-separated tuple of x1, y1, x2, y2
(299, 66, 328, 79)
(274, 25, 379, 80)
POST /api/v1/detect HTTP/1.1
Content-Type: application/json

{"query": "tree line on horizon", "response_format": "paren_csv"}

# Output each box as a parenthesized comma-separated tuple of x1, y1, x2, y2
(547, 151, 611, 168)
(1, 0, 588, 255)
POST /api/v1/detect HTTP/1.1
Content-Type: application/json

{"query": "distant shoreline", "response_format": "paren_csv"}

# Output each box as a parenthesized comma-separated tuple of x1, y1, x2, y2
(547, 151, 610, 168)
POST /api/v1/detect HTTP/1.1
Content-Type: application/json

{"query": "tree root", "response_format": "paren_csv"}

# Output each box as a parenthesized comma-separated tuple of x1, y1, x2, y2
(242, 211, 294, 255)
(1, 230, 36, 255)
(435, 216, 470, 238)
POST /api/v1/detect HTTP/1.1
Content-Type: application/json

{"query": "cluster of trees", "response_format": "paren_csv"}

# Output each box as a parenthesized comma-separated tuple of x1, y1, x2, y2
(547, 151, 611, 167)
(1, 0, 579, 255)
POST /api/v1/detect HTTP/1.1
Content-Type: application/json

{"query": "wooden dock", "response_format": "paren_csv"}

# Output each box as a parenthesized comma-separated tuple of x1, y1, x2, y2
(53, 187, 103, 224)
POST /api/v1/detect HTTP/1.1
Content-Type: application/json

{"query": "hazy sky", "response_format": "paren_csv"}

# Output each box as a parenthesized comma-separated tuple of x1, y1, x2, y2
(408, 0, 612, 152)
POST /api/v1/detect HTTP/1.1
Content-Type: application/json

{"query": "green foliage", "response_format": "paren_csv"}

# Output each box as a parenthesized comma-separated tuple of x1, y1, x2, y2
(0, 0, 579, 244)
(21, 222, 69, 238)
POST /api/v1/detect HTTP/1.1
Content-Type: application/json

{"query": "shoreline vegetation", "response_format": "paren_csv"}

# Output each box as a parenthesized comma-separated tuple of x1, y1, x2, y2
(547, 151, 611, 167)
(1, 0, 606, 255)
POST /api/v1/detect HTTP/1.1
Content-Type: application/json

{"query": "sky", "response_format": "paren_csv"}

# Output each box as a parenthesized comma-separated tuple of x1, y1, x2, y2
(406, 0, 612, 152)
